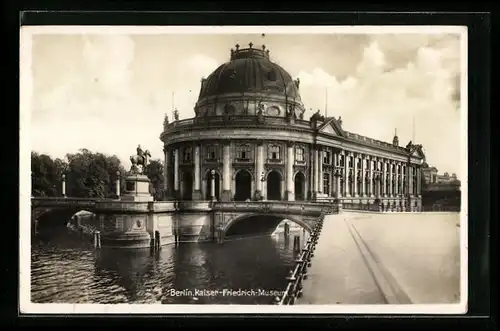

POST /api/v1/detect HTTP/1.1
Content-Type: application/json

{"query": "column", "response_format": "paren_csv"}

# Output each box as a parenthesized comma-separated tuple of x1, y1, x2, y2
(399, 163, 404, 196)
(381, 160, 387, 197)
(318, 148, 323, 195)
(115, 171, 120, 198)
(255, 141, 264, 199)
(360, 156, 365, 197)
(343, 151, 349, 197)
(353, 154, 358, 197)
(375, 158, 380, 197)
(210, 170, 216, 200)
(192, 144, 202, 200)
(369, 158, 374, 197)
(407, 164, 414, 196)
(313, 146, 319, 199)
(388, 161, 393, 197)
(286, 142, 295, 201)
(173, 148, 179, 198)
(221, 141, 232, 201)
(333, 153, 338, 197)
(163, 147, 169, 200)
(61, 174, 66, 197)
(416, 167, 422, 195)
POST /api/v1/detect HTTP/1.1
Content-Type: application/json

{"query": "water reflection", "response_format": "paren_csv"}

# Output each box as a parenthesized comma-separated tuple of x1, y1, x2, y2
(31, 226, 309, 305)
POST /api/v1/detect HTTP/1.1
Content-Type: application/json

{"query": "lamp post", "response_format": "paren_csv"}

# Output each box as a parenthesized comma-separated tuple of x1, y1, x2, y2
(61, 174, 67, 198)
(116, 171, 121, 199)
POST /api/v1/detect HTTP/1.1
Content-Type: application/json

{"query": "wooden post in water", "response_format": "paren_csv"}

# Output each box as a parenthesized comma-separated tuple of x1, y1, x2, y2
(94, 230, 101, 249)
(155, 230, 161, 251)
(293, 235, 301, 253)
(284, 222, 290, 237)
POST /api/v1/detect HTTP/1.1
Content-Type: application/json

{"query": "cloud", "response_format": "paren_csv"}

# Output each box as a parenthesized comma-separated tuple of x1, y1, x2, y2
(29, 33, 462, 177)
(295, 39, 462, 175)
(31, 37, 220, 168)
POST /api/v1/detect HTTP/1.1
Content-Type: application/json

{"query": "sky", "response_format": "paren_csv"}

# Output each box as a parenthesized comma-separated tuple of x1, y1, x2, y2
(24, 27, 465, 176)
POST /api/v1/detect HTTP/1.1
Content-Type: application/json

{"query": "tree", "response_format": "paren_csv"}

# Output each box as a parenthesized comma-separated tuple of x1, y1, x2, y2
(32, 149, 128, 199)
(31, 152, 67, 197)
(65, 149, 127, 198)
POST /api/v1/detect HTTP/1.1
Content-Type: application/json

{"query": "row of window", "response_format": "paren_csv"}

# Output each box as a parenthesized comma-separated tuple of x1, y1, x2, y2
(179, 145, 307, 163)
(322, 173, 419, 196)
(179, 146, 416, 174)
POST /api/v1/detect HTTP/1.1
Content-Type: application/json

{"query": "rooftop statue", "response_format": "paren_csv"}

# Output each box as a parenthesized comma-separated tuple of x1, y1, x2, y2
(163, 113, 169, 129)
(130, 144, 151, 175)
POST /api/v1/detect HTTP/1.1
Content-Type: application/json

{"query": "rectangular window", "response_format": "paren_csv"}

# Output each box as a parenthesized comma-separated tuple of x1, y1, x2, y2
(295, 147, 304, 162)
(183, 147, 192, 163)
(237, 144, 251, 160)
(323, 173, 330, 196)
(268, 145, 281, 160)
(323, 151, 331, 164)
(340, 155, 345, 167)
(206, 146, 217, 160)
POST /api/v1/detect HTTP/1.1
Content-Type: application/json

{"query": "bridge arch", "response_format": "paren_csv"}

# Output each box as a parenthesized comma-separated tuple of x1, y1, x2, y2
(221, 213, 312, 240)
(32, 206, 96, 230)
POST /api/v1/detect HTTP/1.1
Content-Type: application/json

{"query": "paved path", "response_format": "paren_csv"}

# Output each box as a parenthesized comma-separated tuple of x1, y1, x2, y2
(297, 212, 461, 305)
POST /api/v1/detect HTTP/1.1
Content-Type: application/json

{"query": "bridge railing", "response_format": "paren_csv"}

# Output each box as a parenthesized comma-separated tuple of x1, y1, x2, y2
(275, 207, 329, 305)
(213, 201, 332, 214)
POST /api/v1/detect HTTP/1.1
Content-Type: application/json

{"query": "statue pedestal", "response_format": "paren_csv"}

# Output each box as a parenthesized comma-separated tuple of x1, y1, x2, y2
(121, 174, 154, 202)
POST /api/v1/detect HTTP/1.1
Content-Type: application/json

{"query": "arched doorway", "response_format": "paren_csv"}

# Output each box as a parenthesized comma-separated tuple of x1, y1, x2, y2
(182, 171, 193, 201)
(234, 170, 252, 201)
(205, 170, 221, 200)
(294, 172, 306, 201)
(267, 170, 282, 200)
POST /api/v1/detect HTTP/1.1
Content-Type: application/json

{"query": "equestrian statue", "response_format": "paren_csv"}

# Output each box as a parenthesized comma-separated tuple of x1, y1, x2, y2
(130, 144, 151, 175)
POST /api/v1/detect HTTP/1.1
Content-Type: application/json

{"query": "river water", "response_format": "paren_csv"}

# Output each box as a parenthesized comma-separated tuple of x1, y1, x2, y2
(31, 225, 309, 305)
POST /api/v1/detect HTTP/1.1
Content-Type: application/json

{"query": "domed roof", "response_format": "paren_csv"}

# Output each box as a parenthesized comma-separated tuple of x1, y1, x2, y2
(197, 43, 302, 102)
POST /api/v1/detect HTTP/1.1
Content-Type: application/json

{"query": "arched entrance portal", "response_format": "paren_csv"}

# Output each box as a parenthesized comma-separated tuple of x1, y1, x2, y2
(294, 172, 306, 201)
(205, 170, 221, 200)
(234, 170, 252, 201)
(267, 170, 282, 201)
(182, 171, 193, 201)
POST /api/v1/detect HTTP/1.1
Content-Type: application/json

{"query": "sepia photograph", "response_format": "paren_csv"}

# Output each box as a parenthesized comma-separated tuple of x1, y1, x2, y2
(20, 25, 468, 314)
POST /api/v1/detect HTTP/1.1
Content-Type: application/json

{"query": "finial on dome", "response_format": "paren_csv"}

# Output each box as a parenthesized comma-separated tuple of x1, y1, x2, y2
(235, 43, 240, 50)
(248, 42, 253, 48)
(262, 44, 266, 51)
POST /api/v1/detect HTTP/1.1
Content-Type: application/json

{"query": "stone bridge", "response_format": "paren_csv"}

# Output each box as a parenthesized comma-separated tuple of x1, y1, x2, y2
(210, 201, 338, 240)
(31, 197, 102, 228)
(31, 197, 339, 245)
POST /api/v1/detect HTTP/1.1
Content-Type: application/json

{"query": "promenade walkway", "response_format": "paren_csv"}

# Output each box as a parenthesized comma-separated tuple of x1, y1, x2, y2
(297, 212, 461, 305)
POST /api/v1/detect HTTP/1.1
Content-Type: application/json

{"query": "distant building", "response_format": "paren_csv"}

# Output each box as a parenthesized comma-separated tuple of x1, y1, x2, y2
(421, 162, 461, 211)
(160, 43, 425, 211)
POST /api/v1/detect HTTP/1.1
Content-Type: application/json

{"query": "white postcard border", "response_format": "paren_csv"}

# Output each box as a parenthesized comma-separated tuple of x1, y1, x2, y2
(20, 25, 469, 315)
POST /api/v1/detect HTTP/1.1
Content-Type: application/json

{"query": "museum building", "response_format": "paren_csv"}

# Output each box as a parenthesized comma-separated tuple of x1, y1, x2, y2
(160, 43, 425, 211)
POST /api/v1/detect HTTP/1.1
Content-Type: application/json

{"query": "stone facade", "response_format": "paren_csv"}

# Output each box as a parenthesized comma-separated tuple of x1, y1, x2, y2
(160, 44, 425, 210)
